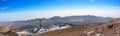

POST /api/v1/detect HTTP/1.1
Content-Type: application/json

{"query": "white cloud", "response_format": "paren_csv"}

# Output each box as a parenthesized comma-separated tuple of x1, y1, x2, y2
(0, 8, 120, 21)
(90, 0, 95, 3)
(1, 0, 7, 2)
(111, 6, 120, 8)
(0, 7, 9, 10)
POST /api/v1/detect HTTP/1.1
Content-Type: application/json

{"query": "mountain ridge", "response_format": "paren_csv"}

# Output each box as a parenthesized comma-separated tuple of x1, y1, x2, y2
(0, 15, 114, 31)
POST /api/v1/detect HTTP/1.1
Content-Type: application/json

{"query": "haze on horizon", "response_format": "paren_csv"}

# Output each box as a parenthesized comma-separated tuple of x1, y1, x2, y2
(0, 0, 120, 21)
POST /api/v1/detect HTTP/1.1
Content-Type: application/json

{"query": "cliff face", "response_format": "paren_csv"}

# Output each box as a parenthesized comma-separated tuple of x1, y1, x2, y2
(84, 18, 120, 36)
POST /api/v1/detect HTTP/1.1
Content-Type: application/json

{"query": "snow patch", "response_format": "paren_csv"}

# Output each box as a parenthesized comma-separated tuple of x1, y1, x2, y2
(16, 31, 31, 34)
(87, 31, 94, 35)
(95, 33, 101, 36)
(16, 25, 71, 35)
(38, 25, 71, 34)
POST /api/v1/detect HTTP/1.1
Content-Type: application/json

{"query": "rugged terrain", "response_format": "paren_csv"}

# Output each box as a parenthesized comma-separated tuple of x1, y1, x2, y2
(32, 18, 120, 36)
(33, 24, 97, 36)
(0, 16, 119, 36)
(0, 15, 113, 30)
(84, 18, 120, 36)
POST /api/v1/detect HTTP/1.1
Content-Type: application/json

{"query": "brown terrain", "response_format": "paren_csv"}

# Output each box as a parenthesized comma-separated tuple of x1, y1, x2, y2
(84, 18, 120, 36)
(33, 18, 120, 36)
(33, 24, 97, 36)
(0, 18, 120, 36)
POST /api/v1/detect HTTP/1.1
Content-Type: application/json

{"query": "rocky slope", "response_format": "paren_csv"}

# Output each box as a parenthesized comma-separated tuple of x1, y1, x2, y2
(0, 16, 117, 36)
(33, 18, 120, 36)
(0, 18, 119, 36)
(84, 18, 120, 36)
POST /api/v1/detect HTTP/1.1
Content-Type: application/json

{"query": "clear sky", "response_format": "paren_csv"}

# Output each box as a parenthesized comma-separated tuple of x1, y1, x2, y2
(0, 0, 120, 21)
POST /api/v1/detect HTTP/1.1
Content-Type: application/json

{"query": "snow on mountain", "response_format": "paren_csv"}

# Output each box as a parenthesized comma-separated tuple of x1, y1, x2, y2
(16, 25, 71, 35)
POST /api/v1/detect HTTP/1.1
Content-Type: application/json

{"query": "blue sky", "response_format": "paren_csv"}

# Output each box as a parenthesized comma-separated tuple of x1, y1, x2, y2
(0, 0, 120, 21)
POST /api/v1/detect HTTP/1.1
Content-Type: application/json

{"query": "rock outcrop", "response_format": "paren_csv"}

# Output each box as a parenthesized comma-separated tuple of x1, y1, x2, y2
(84, 18, 120, 36)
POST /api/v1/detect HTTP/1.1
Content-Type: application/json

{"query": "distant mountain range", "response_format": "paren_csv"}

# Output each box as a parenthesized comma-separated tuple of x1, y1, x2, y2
(0, 15, 114, 30)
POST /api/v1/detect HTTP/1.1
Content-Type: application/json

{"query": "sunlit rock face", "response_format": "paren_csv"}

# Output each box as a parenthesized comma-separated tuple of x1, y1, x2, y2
(84, 18, 120, 36)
